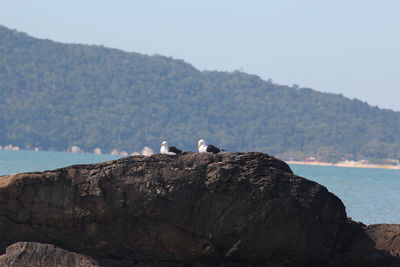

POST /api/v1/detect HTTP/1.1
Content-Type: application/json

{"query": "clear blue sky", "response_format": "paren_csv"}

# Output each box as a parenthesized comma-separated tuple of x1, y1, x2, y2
(1, 0, 399, 110)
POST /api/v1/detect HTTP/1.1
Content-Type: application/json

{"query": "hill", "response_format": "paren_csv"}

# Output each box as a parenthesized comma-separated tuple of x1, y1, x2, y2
(0, 25, 399, 162)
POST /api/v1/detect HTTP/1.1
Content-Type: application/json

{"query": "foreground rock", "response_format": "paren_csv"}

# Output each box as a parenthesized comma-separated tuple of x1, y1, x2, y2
(343, 224, 400, 266)
(0, 152, 399, 266)
(0, 242, 99, 267)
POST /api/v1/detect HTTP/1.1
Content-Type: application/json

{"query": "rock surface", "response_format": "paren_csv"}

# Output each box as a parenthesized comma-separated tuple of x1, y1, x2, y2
(343, 223, 400, 266)
(0, 152, 399, 266)
(0, 242, 99, 267)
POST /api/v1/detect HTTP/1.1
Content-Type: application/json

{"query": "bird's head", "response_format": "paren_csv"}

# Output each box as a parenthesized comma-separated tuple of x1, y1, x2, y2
(161, 141, 168, 147)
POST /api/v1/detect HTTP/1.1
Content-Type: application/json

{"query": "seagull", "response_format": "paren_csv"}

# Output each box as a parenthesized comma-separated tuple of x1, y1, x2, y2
(160, 141, 182, 155)
(198, 139, 224, 154)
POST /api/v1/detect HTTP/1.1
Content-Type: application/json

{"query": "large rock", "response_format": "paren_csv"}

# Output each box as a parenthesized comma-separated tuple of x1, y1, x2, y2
(0, 242, 99, 267)
(342, 224, 400, 266)
(0, 152, 399, 266)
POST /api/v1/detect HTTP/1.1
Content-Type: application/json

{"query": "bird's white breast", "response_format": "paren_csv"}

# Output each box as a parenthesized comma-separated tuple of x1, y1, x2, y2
(160, 146, 169, 154)
(198, 144, 207, 153)
(161, 145, 176, 155)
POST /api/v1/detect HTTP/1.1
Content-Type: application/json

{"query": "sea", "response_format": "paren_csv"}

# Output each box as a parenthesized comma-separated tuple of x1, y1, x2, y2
(0, 149, 399, 225)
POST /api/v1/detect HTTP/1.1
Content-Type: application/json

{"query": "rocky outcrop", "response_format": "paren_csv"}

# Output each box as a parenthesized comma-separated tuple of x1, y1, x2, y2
(0, 242, 100, 267)
(0, 152, 399, 266)
(342, 224, 400, 266)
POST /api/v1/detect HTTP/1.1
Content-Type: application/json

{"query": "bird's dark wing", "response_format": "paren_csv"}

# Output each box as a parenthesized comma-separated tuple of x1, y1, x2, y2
(206, 145, 221, 154)
(169, 146, 182, 154)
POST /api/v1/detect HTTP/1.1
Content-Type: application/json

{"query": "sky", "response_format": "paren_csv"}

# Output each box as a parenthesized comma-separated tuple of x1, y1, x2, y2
(1, 0, 399, 111)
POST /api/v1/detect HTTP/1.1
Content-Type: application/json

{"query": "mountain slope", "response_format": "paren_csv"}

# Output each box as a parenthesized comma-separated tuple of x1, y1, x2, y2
(1, 25, 399, 161)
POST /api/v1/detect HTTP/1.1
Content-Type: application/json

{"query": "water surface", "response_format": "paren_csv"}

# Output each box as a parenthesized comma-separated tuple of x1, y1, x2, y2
(0, 149, 121, 175)
(290, 164, 400, 224)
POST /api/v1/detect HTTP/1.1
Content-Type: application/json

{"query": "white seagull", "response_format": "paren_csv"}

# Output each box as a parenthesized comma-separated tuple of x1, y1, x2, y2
(198, 139, 224, 154)
(160, 141, 182, 155)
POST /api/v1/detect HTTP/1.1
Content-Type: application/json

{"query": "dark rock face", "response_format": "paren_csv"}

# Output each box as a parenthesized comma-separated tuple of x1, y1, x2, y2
(0, 152, 399, 266)
(342, 224, 400, 266)
(0, 242, 100, 267)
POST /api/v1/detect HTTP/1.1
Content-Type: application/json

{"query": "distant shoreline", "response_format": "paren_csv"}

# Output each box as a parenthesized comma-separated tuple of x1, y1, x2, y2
(288, 161, 400, 170)
(2, 148, 399, 170)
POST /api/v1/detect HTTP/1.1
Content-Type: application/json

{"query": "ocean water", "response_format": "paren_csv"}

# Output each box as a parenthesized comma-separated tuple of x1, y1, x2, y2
(0, 150, 398, 225)
(0, 149, 122, 175)
(290, 164, 400, 225)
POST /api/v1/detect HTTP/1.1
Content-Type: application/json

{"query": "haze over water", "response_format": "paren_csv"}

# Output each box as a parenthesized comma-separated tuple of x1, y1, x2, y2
(0, 150, 399, 225)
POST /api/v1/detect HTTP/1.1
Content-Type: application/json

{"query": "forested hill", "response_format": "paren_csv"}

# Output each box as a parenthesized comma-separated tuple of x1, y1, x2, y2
(1, 25, 399, 162)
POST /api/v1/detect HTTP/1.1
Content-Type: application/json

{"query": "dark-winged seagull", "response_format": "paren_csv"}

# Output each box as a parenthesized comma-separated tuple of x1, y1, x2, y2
(160, 141, 182, 155)
(198, 139, 223, 154)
